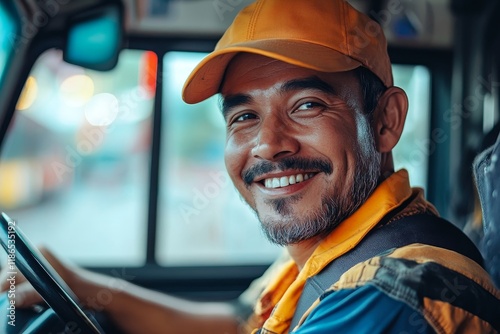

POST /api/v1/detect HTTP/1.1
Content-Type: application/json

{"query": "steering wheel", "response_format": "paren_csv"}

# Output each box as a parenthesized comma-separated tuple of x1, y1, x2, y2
(0, 212, 104, 333)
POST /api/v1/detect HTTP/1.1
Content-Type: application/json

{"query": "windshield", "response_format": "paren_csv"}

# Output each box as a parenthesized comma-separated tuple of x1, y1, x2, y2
(0, 2, 17, 87)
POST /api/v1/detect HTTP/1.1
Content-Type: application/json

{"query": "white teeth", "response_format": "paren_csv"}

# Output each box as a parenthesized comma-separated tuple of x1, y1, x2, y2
(263, 173, 314, 189)
(280, 176, 289, 187)
(272, 178, 280, 188)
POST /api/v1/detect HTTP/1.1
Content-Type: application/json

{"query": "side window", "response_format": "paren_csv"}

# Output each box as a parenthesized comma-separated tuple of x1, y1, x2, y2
(392, 64, 431, 189)
(0, 49, 155, 266)
(157, 52, 281, 265)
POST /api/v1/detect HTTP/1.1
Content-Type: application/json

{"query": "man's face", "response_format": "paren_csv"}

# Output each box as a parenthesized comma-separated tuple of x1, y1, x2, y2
(221, 54, 381, 245)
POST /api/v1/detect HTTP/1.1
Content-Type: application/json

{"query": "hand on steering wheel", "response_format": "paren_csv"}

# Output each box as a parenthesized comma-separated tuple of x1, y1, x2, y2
(0, 212, 104, 333)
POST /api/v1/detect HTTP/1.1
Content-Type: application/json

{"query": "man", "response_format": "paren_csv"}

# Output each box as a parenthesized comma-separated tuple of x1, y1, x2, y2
(2, 0, 500, 333)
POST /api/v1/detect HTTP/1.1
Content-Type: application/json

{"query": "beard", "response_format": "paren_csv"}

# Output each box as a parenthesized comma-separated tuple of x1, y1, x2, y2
(242, 128, 381, 246)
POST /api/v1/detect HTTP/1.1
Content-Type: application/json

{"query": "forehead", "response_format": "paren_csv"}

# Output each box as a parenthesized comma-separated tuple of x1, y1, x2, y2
(220, 53, 360, 97)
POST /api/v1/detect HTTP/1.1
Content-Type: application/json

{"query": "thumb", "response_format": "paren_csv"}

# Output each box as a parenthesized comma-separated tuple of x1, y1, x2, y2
(0, 266, 20, 292)
(12, 281, 44, 308)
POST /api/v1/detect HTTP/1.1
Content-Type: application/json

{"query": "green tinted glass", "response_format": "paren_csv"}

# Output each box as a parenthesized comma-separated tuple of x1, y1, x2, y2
(65, 8, 121, 71)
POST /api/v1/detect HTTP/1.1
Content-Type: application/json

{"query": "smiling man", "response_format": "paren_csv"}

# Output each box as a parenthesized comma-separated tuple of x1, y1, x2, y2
(180, 0, 500, 332)
(221, 56, 382, 251)
(3, 0, 500, 333)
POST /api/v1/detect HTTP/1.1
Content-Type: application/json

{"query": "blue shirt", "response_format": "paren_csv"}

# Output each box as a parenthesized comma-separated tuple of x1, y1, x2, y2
(293, 284, 434, 333)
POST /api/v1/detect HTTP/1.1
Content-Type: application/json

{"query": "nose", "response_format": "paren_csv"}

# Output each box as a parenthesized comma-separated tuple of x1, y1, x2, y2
(251, 115, 299, 160)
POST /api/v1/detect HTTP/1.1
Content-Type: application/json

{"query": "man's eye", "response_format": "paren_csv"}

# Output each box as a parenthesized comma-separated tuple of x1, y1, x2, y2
(235, 113, 257, 122)
(296, 102, 323, 111)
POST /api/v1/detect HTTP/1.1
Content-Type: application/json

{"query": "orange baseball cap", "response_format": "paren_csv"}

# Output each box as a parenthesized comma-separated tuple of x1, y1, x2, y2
(182, 0, 393, 104)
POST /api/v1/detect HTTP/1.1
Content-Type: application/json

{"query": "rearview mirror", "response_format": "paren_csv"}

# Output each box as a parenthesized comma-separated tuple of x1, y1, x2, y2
(64, 5, 123, 71)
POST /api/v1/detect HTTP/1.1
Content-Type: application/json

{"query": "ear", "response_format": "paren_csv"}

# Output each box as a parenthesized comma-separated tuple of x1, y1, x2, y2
(372, 87, 408, 153)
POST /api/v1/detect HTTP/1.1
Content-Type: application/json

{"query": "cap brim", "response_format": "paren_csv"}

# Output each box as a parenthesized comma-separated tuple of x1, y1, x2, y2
(182, 39, 362, 104)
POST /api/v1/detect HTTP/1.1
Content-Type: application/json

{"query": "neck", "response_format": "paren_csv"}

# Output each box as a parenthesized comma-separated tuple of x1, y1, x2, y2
(379, 152, 395, 179)
(286, 236, 323, 270)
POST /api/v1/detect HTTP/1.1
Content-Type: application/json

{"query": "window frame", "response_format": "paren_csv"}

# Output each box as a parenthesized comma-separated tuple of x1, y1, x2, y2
(388, 46, 453, 218)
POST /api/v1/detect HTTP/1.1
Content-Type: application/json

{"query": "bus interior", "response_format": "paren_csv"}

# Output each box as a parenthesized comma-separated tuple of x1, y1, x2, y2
(0, 0, 499, 332)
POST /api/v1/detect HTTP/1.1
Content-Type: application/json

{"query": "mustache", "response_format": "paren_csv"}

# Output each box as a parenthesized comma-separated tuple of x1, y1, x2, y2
(242, 157, 333, 187)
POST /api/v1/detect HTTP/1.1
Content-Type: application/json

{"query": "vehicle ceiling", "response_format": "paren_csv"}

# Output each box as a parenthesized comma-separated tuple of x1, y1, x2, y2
(124, 0, 453, 48)
(15, 0, 454, 48)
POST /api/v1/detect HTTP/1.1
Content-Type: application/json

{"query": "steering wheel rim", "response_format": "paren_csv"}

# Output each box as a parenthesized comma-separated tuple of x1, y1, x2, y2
(0, 212, 103, 333)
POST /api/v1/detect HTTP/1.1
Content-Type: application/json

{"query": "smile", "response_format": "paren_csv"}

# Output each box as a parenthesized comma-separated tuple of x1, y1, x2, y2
(263, 173, 316, 188)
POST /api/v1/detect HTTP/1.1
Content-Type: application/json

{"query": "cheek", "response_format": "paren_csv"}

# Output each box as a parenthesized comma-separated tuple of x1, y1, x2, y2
(304, 122, 354, 158)
(224, 140, 240, 183)
(355, 113, 376, 156)
(304, 121, 361, 177)
(224, 138, 251, 196)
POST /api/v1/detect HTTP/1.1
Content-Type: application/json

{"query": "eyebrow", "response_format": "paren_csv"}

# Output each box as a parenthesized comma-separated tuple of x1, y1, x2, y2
(221, 94, 253, 121)
(281, 76, 337, 96)
(220, 76, 338, 120)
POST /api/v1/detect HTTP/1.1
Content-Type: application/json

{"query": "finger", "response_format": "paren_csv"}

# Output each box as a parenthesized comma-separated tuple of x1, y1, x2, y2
(0, 245, 56, 293)
(0, 266, 26, 292)
(13, 281, 43, 308)
(38, 247, 72, 273)
(38, 247, 77, 285)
